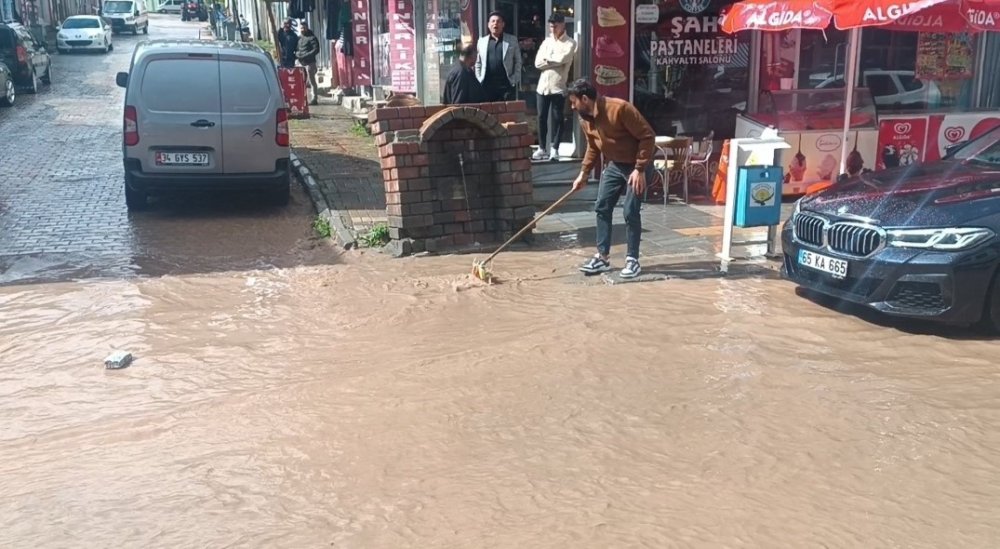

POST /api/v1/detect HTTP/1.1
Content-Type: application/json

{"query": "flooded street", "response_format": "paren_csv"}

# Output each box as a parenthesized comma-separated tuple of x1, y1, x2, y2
(3, 248, 1000, 547)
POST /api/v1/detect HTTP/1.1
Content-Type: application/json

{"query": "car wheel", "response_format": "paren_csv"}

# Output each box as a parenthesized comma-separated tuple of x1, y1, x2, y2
(24, 69, 39, 94)
(143, 23, 148, 34)
(980, 270, 1000, 334)
(124, 175, 148, 210)
(0, 78, 14, 107)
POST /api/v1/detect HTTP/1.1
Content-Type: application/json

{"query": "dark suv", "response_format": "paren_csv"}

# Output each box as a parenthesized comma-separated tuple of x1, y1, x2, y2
(0, 23, 52, 94)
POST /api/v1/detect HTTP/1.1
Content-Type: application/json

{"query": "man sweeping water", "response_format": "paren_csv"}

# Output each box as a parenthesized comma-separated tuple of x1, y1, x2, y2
(567, 79, 656, 279)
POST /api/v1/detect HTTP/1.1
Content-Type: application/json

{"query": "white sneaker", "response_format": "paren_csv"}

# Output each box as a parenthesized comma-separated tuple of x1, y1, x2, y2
(549, 147, 559, 161)
(532, 148, 549, 161)
(620, 257, 641, 279)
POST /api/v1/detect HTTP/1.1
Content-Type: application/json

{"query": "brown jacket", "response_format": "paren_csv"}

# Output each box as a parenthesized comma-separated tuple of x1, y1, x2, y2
(579, 97, 655, 176)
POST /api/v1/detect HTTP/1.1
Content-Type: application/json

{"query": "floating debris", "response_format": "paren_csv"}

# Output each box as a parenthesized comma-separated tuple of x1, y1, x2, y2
(104, 351, 133, 370)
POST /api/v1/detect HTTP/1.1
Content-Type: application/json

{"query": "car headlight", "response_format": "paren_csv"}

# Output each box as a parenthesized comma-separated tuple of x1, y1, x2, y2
(886, 227, 995, 251)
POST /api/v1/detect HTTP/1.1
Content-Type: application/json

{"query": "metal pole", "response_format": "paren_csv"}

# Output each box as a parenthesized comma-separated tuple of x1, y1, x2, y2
(747, 30, 761, 113)
(838, 27, 860, 177)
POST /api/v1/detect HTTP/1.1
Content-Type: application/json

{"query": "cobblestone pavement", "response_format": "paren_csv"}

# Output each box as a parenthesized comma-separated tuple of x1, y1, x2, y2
(290, 103, 386, 237)
(0, 15, 333, 286)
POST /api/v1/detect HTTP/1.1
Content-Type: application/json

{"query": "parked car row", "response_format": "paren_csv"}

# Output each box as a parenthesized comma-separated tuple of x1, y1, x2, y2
(0, 21, 53, 107)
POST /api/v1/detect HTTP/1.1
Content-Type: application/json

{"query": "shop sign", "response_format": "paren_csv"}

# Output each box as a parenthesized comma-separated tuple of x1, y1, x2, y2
(877, 118, 927, 169)
(651, 16, 740, 66)
(593, 0, 631, 99)
(635, 4, 659, 24)
(351, 0, 373, 86)
(279, 67, 310, 119)
(388, 0, 416, 93)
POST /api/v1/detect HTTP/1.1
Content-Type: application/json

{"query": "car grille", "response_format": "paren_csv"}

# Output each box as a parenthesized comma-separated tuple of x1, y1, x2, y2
(794, 212, 825, 246)
(793, 211, 883, 257)
(67, 40, 92, 46)
(827, 223, 882, 257)
(887, 282, 946, 311)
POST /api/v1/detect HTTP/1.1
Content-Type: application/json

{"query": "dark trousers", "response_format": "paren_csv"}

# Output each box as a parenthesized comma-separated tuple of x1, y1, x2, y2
(537, 93, 565, 152)
(595, 162, 654, 260)
(484, 81, 514, 102)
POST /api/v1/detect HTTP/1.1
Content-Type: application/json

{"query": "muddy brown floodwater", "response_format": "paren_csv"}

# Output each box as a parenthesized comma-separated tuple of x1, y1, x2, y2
(2, 248, 1000, 547)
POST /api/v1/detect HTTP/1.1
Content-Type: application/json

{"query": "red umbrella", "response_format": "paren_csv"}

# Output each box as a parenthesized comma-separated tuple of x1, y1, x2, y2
(720, 0, 834, 33)
(830, 0, 952, 29)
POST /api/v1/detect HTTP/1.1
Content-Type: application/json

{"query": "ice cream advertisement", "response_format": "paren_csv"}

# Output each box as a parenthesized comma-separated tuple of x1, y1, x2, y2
(877, 117, 928, 170)
(592, 0, 631, 99)
(736, 116, 879, 194)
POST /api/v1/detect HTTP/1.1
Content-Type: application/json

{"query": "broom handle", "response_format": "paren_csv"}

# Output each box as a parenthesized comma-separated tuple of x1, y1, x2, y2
(481, 189, 576, 265)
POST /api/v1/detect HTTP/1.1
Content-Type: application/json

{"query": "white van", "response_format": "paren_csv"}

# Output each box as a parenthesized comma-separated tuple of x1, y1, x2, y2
(102, 0, 149, 35)
(116, 40, 291, 209)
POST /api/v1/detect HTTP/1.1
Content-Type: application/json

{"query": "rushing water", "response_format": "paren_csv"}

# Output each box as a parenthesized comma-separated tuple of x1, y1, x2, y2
(2, 248, 1000, 547)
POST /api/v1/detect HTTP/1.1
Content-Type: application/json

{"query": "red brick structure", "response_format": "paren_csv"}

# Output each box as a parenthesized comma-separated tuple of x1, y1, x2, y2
(368, 102, 536, 255)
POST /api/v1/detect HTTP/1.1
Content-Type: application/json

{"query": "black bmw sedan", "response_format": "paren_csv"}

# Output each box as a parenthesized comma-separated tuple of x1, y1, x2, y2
(781, 125, 1000, 332)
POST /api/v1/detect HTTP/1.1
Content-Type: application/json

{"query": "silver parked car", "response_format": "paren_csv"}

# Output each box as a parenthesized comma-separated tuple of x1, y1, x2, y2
(116, 40, 291, 209)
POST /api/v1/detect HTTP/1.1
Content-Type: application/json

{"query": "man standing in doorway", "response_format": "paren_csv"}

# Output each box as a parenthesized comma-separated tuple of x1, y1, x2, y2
(568, 79, 655, 279)
(295, 20, 321, 105)
(475, 11, 522, 102)
(442, 45, 484, 105)
(277, 19, 299, 69)
(532, 13, 576, 161)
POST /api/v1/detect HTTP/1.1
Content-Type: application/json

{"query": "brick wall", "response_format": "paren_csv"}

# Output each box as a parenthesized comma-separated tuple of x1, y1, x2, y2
(368, 102, 536, 255)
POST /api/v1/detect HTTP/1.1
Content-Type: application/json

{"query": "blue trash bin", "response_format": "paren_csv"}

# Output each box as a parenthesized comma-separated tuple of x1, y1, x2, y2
(734, 165, 783, 228)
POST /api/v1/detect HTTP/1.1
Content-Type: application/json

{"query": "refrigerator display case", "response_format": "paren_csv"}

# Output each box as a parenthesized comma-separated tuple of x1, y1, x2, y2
(735, 88, 880, 195)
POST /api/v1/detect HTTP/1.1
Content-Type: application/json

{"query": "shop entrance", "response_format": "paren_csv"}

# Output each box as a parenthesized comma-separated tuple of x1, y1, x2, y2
(483, 0, 586, 159)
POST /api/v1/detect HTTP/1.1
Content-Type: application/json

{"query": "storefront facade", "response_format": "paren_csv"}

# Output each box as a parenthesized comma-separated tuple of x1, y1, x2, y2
(354, 0, 1000, 179)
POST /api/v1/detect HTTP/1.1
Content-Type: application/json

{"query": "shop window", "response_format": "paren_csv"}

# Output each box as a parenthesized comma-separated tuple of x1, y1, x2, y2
(861, 28, 975, 113)
(633, 0, 750, 140)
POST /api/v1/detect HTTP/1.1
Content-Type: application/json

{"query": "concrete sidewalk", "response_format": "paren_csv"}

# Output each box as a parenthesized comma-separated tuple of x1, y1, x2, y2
(289, 102, 791, 266)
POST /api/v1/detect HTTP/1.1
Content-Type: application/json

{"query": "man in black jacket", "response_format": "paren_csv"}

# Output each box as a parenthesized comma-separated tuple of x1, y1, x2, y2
(295, 21, 321, 105)
(277, 19, 298, 69)
(442, 45, 483, 105)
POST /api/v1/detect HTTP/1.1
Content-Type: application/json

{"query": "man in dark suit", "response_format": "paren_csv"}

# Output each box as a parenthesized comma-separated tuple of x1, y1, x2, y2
(442, 45, 483, 105)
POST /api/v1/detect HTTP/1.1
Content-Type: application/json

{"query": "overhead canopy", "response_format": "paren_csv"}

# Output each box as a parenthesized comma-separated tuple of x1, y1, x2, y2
(721, 0, 999, 33)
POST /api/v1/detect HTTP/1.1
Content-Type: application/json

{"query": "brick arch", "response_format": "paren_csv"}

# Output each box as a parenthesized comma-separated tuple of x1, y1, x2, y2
(418, 106, 509, 144)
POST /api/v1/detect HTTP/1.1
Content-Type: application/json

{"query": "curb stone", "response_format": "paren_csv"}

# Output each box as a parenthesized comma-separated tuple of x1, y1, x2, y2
(290, 151, 358, 250)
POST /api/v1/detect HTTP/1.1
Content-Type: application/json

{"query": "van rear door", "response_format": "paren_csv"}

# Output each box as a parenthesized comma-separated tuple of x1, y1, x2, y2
(135, 54, 223, 174)
(218, 55, 281, 174)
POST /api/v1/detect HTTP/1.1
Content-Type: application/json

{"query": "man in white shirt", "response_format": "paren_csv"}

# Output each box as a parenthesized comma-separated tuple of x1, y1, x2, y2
(532, 13, 576, 161)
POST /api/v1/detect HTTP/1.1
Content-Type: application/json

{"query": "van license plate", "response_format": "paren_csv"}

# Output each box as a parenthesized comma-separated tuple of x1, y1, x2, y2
(156, 152, 210, 166)
(798, 249, 848, 279)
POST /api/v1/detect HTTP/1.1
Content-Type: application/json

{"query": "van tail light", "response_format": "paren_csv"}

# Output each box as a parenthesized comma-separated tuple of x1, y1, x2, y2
(124, 106, 139, 146)
(276, 108, 289, 147)
(15, 46, 27, 64)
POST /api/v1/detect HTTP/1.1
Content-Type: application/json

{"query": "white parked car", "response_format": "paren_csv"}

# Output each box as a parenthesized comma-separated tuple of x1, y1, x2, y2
(816, 70, 942, 110)
(56, 16, 113, 54)
(157, 0, 184, 14)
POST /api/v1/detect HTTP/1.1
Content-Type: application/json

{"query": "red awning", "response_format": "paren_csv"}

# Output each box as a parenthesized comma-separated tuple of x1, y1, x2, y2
(722, 0, 1000, 32)
(961, 0, 1000, 31)
(720, 0, 835, 33)
(832, 0, 954, 29)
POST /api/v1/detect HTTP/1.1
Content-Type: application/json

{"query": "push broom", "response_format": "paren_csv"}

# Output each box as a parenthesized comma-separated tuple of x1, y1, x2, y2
(472, 188, 576, 283)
